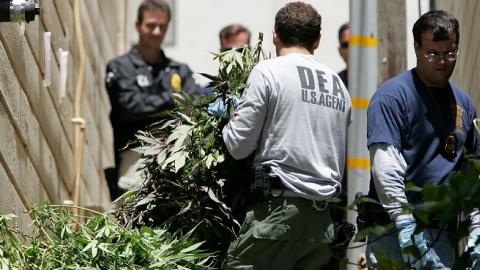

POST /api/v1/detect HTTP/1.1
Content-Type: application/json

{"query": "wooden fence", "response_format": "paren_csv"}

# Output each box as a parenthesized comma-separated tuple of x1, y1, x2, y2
(0, 0, 121, 227)
(436, 0, 480, 108)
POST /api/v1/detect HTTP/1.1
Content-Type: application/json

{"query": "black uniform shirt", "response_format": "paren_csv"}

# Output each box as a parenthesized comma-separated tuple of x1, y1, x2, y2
(105, 46, 202, 164)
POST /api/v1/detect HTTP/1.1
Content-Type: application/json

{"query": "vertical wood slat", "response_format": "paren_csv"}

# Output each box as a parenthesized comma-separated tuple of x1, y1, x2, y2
(378, 0, 407, 85)
(435, 0, 480, 110)
(0, 0, 117, 213)
(0, 30, 67, 203)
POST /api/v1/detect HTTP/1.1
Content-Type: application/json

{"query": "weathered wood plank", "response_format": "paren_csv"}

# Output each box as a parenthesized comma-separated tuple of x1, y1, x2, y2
(0, 0, 116, 215)
(24, 19, 43, 74)
(0, 38, 68, 203)
(3, 18, 111, 203)
(53, 0, 74, 43)
(84, 0, 115, 64)
(0, 25, 76, 193)
(0, 165, 33, 233)
(38, 0, 67, 64)
(0, 102, 49, 208)
(461, 1, 479, 96)
(98, 0, 120, 53)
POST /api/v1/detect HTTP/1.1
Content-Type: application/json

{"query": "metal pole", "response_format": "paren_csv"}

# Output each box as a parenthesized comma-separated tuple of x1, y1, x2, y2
(347, 0, 378, 268)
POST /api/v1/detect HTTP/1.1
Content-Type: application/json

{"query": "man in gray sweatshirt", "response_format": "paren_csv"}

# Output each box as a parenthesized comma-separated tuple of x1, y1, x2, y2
(222, 2, 351, 269)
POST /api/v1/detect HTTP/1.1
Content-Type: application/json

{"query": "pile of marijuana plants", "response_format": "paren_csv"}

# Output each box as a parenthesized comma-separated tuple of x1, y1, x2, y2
(114, 35, 268, 259)
(0, 204, 211, 269)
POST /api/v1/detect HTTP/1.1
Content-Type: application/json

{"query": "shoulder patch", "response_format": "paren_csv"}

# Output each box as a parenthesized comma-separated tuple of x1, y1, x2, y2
(106, 71, 115, 84)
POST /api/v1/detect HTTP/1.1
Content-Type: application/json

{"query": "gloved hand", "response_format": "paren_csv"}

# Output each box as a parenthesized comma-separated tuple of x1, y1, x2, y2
(207, 96, 238, 118)
(466, 234, 480, 270)
(396, 217, 447, 270)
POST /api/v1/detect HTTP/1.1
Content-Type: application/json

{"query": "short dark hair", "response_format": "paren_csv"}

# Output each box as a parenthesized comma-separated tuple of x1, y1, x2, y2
(412, 10, 459, 47)
(338, 22, 349, 41)
(274, 2, 321, 49)
(219, 24, 251, 47)
(137, 0, 171, 24)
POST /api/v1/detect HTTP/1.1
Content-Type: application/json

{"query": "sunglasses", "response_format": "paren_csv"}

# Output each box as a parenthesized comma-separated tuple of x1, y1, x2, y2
(340, 41, 349, 49)
(221, 47, 245, 53)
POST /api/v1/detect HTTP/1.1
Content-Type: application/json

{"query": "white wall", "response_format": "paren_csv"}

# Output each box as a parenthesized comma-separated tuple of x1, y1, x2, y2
(406, 0, 431, 69)
(125, 0, 349, 85)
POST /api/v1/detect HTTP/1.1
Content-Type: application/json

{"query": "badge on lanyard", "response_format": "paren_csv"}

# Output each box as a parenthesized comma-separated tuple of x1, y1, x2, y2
(171, 73, 182, 92)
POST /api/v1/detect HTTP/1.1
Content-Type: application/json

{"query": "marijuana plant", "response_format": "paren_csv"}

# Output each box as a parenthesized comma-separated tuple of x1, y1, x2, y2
(114, 34, 268, 262)
(0, 204, 211, 269)
(352, 158, 480, 270)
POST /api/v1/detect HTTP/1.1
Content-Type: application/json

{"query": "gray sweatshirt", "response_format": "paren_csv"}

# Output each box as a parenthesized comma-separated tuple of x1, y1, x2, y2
(223, 53, 352, 200)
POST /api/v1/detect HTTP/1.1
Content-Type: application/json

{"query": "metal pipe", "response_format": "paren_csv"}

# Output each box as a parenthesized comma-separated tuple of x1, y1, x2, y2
(347, 0, 378, 268)
(0, 0, 40, 23)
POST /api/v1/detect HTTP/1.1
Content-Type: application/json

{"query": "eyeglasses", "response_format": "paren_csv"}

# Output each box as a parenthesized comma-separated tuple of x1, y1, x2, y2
(340, 41, 349, 49)
(423, 50, 459, 62)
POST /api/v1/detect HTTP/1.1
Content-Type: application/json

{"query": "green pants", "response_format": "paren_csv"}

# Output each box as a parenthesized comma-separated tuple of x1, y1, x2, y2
(225, 197, 334, 270)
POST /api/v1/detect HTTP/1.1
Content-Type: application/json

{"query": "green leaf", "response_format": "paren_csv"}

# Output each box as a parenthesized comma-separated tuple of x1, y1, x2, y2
(91, 245, 98, 258)
(136, 133, 158, 145)
(205, 154, 214, 169)
(177, 112, 195, 125)
(323, 223, 336, 244)
(166, 124, 192, 145)
(405, 182, 423, 192)
(156, 148, 168, 165)
(374, 251, 404, 270)
(353, 224, 394, 242)
(180, 242, 204, 253)
(0, 214, 16, 223)
(234, 52, 244, 70)
(161, 151, 184, 170)
(174, 151, 188, 173)
(82, 239, 98, 254)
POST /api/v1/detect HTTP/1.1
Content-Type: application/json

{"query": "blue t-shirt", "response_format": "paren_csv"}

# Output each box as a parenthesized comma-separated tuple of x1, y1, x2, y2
(367, 69, 480, 202)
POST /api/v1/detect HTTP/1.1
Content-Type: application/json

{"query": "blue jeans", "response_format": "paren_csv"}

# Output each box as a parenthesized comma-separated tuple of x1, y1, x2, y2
(366, 228, 454, 269)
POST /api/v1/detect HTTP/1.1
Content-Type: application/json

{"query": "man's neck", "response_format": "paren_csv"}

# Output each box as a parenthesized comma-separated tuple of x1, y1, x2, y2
(277, 46, 313, 56)
(137, 43, 163, 64)
(414, 67, 448, 88)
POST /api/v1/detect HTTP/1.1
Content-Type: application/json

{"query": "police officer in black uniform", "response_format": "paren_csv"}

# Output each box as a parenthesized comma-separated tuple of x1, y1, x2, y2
(105, 0, 202, 199)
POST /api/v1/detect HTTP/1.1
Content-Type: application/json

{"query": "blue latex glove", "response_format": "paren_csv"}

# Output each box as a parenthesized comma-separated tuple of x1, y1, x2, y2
(396, 217, 447, 270)
(467, 235, 480, 270)
(207, 96, 238, 118)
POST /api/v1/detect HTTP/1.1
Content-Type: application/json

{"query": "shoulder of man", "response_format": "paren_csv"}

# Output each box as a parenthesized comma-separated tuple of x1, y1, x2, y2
(375, 70, 413, 97)
(106, 51, 137, 75)
(162, 56, 203, 94)
(450, 81, 472, 99)
(451, 81, 476, 110)
(105, 52, 135, 87)
(165, 57, 194, 76)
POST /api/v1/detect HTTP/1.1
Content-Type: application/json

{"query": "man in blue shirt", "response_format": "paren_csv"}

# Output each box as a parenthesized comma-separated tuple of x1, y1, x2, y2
(366, 10, 480, 269)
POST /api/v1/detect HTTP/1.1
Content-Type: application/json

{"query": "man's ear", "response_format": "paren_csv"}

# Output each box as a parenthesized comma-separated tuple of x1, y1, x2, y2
(413, 41, 421, 57)
(414, 41, 420, 50)
(272, 29, 279, 46)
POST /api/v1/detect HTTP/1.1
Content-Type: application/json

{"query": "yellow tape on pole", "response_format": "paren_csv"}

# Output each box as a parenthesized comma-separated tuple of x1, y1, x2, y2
(348, 157, 371, 170)
(350, 34, 378, 48)
(351, 97, 370, 110)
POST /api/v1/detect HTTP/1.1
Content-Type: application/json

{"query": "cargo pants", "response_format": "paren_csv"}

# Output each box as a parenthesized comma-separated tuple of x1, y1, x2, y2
(225, 197, 334, 270)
